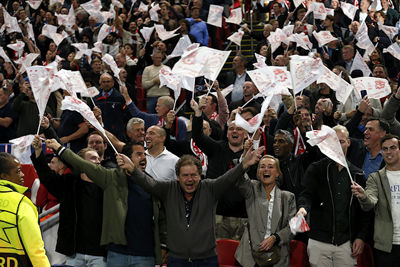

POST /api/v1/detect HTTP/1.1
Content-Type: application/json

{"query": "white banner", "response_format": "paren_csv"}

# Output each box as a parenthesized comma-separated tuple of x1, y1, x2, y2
(0, 47, 11, 62)
(81, 0, 102, 12)
(317, 66, 352, 103)
(340, 2, 358, 20)
(225, 8, 242, 25)
(352, 77, 391, 99)
(172, 46, 230, 81)
(140, 26, 154, 43)
(81, 87, 100, 98)
(155, 24, 180, 41)
(10, 135, 35, 164)
(287, 33, 312, 50)
(169, 35, 192, 58)
(227, 30, 244, 46)
(138, 1, 149, 12)
(62, 96, 105, 135)
(98, 24, 111, 42)
(312, 31, 337, 47)
(55, 6, 75, 26)
(42, 24, 58, 39)
(306, 125, 348, 168)
(267, 28, 287, 53)
(350, 51, 372, 77)
(355, 21, 375, 58)
(102, 54, 121, 79)
(15, 53, 40, 74)
(378, 22, 398, 40)
(290, 55, 324, 94)
(253, 53, 267, 69)
(309, 2, 327, 20)
(149, 4, 160, 21)
(27, 0, 42, 9)
(235, 94, 273, 133)
(383, 42, 400, 61)
(26, 66, 52, 120)
(159, 66, 181, 92)
(207, 5, 224, 27)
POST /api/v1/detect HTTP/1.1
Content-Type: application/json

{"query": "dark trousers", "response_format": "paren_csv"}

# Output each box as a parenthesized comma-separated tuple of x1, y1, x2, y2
(167, 256, 218, 267)
(374, 245, 400, 267)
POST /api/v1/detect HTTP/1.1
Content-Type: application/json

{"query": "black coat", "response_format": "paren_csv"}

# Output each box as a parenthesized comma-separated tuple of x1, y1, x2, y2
(298, 158, 373, 244)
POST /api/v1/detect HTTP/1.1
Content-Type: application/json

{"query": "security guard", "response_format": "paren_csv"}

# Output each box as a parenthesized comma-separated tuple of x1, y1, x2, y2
(0, 152, 50, 267)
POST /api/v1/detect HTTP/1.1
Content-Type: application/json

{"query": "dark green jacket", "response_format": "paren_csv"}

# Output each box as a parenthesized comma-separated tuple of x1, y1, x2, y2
(58, 148, 167, 263)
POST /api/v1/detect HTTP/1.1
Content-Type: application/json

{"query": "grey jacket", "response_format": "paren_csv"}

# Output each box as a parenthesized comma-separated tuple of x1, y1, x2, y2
(129, 162, 246, 260)
(381, 94, 400, 137)
(235, 176, 296, 267)
(359, 167, 394, 253)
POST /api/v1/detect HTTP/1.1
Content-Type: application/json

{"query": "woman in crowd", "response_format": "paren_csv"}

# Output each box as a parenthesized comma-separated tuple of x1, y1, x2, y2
(235, 152, 296, 267)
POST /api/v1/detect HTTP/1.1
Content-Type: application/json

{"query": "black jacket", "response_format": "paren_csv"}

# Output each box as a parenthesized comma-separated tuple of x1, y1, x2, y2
(31, 153, 104, 257)
(298, 158, 373, 245)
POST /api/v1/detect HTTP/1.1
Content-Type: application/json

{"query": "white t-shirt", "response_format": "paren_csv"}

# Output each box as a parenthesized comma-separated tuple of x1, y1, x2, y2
(145, 148, 179, 181)
(387, 170, 400, 244)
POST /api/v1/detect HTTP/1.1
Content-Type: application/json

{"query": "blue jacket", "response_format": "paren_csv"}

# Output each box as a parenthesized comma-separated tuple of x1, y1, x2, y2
(186, 18, 209, 46)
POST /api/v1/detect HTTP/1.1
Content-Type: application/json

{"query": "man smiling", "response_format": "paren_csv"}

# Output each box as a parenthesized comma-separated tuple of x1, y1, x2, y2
(116, 147, 264, 266)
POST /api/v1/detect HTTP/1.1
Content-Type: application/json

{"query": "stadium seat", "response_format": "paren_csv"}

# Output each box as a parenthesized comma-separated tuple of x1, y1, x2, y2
(216, 239, 241, 267)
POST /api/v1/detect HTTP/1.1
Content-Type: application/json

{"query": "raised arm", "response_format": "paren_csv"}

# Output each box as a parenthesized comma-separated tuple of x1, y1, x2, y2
(46, 139, 117, 190)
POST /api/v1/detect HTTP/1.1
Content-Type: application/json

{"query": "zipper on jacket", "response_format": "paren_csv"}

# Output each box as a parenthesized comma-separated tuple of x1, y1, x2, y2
(326, 162, 336, 244)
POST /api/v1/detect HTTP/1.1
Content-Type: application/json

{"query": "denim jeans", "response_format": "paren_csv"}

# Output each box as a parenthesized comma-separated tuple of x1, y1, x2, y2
(167, 256, 218, 267)
(107, 251, 155, 267)
(66, 253, 106, 267)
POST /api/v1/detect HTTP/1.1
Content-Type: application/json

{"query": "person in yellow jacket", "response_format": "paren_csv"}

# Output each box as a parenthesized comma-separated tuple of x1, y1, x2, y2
(0, 152, 50, 267)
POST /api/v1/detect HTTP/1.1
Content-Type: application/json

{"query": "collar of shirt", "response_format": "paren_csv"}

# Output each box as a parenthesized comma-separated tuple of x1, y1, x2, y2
(145, 147, 168, 159)
(102, 88, 114, 97)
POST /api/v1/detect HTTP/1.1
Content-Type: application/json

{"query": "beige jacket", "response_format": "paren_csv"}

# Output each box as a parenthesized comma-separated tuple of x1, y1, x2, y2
(235, 177, 296, 267)
(359, 167, 395, 253)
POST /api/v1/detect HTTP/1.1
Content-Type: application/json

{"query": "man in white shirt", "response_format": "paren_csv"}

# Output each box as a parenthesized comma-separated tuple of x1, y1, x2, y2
(145, 125, 179, 181)
(352, 134, 400, 266)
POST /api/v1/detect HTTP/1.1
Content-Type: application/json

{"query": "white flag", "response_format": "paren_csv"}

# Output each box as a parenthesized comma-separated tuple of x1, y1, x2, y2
(2, 8, 22, 34)
(293, 0, 304, 8)
(81, 0, 102, 12)
(225, 8, 242, 25)
(149, 4, 160, 21)
(138, 2, 149, 12)
(62, 96, 105, 135)
(159, 66, 182, 92)
(269, 66, 293, 89)
(98, 24, 111, 42)
(326, 8, 335, 16)
(26, 66, 52, 121)
(350, 51, 372, 77)
(140, 26, 155, 43)
(247, 67, 277, 94)
(155, 24, 180, 41)
(15, 53, 40, 74)
(253, 53, 267, 69)
(235, 94, 273, 133)
(102, 54, 121, 80)
(309, 2, 327, 20)
(207, 5, 224, 27)
(42, 24, 58, 39)
(81, 87, 100, 98)
(26, 23, 36, 43)
(290, 55, 324, 94)
(112, 0, 124, 8)
(27, 0, 42, 9)
(383, 42, 400, 61)
(10, 135, 35, 164)
(227, 30, 244, 46)
(0, 47, 11, 62)
(306, 125, 348, 168)
(169, 35, 192, 58)
(352, 77, 391, 99)
(267, 28, 287, 53)
(317, 66, 352, 103)
(288, 33, 312, 50)
(355, 21, 375, 58)
(50, 31, 69, 46)
(340, 2, 357, 20)
(172, 46, 230, 81)
(378, 22, 398, 40)
(211, 84, 233, 98)
(312, 31, 337, 47)
(56, 69, 88, 96)
(7, 41, 25, 54)
(282, 25, 294, 39)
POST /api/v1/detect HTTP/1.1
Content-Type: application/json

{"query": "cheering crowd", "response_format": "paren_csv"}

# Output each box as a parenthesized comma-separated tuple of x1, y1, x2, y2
(1, 0, 400, 266)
